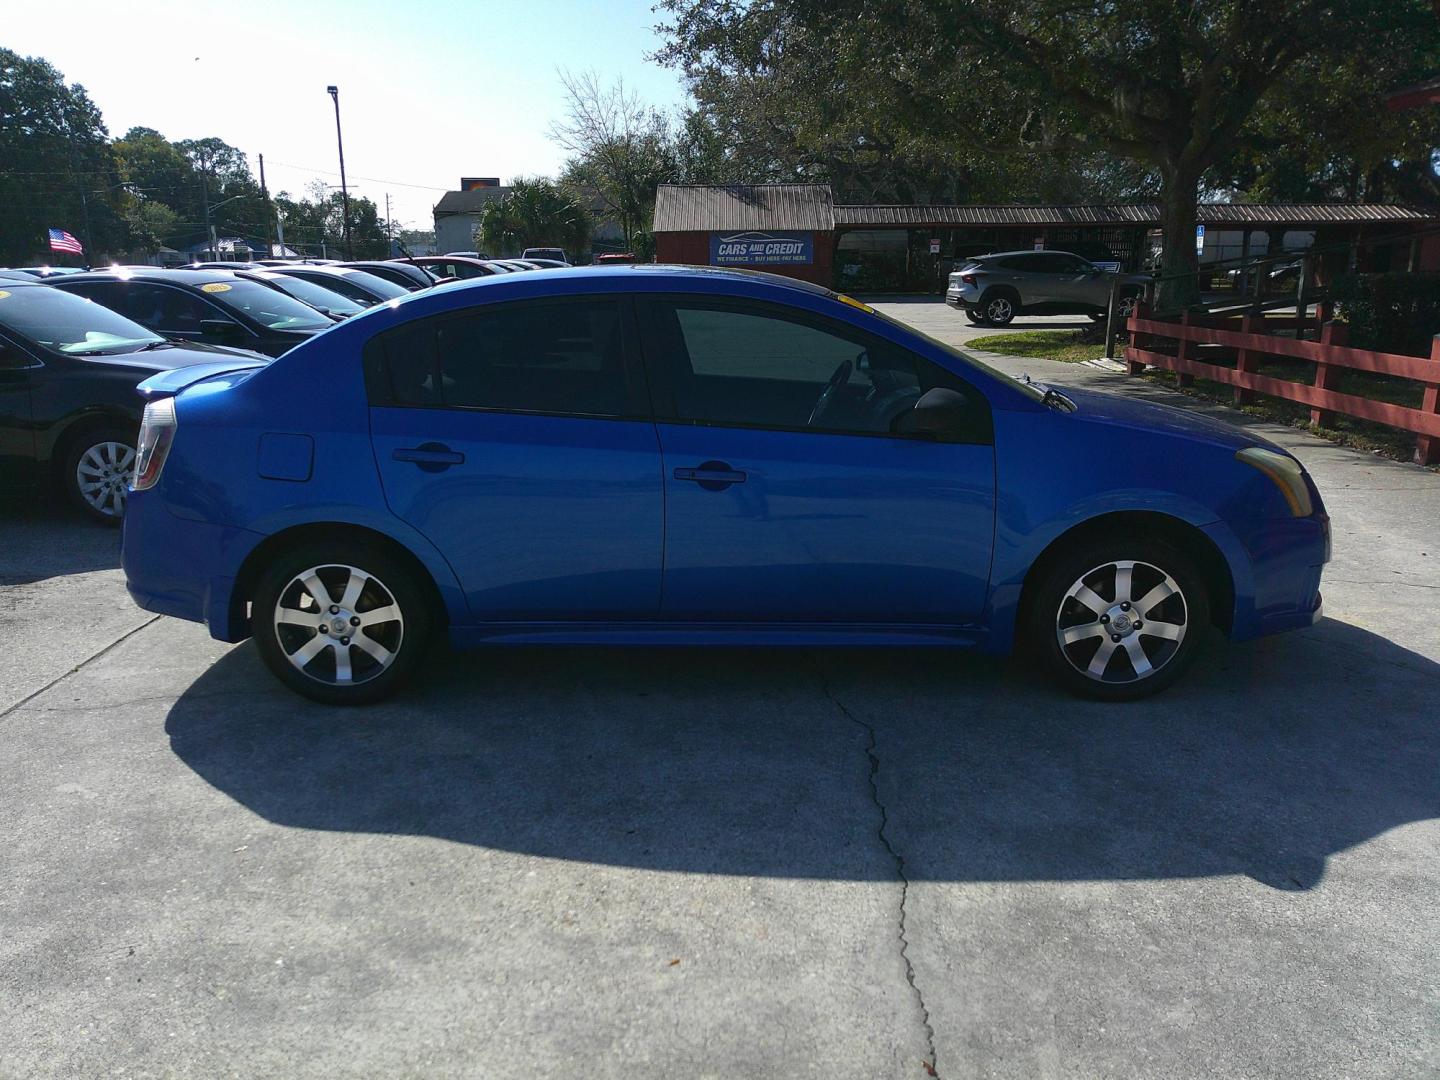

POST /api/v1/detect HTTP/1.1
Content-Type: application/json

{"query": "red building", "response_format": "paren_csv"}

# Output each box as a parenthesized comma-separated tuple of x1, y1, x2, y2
(652, 185, 835, 286)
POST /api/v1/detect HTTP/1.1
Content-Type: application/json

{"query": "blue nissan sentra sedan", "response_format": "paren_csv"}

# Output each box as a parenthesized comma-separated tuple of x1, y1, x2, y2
(122, 266, 1329, 704)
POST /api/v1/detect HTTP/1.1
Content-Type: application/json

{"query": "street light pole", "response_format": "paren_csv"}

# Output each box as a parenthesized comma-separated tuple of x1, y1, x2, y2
(326, 85, 352, 259)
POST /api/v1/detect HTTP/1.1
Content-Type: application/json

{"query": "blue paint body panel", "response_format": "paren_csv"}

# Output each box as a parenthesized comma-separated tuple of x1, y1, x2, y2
(122, 266, 1329, 659)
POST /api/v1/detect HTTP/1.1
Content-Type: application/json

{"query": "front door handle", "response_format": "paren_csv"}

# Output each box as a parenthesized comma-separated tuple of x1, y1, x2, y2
(673, 461, 747, 491)
(393, 442, 465, 472)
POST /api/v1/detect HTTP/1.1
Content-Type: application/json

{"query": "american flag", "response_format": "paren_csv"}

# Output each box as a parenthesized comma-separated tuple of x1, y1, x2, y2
(48, 228, 83, 255)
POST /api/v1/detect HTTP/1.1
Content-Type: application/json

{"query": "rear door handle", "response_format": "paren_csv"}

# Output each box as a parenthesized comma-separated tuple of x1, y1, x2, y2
(673, 461, 747, 491)
(393, 443, 465, 472)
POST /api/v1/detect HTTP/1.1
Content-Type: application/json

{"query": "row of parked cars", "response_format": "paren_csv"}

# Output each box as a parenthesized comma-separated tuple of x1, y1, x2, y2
(0, 254, 569, 521)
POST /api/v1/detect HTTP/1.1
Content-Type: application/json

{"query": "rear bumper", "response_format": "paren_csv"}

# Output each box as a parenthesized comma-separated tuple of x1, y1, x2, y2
(121, 488, 255, 642)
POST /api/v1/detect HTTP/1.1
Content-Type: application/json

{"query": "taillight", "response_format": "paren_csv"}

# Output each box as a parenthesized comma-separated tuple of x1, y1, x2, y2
(960, 273, 977, 285)
(132, 396, 177, 491)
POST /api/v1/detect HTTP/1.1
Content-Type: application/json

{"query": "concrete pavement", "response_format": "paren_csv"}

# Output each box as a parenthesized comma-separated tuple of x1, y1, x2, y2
(1, 298, 1436, 1079)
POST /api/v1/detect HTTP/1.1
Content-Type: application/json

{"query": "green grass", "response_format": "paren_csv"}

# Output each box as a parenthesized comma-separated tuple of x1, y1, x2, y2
(967, 330, 1107, 363)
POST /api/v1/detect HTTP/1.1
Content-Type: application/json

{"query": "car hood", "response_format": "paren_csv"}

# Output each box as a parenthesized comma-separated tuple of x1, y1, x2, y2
(1059, 385, 1278, 453)
(85, 340, 270, 372)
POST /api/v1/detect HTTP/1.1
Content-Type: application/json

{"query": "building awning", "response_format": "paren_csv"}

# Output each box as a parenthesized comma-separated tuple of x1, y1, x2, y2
(654, 184, 835, 232)
(835, 203, 1433, 229)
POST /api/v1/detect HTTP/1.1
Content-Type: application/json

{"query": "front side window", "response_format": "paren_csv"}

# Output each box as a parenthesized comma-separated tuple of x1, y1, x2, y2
(369, 299, 633, 418)
(655, 300, 990, 441)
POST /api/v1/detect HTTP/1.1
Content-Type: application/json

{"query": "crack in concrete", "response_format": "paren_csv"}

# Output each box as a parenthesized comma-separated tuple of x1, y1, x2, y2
(815, 659, 941, 1079)
(0, 615, 161, 720)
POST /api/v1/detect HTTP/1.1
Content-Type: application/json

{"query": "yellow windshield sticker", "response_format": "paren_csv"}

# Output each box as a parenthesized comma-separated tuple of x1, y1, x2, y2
(0, 290, 10, 300)
(835, 293, 874, 314)
(200, 282, 232, 294)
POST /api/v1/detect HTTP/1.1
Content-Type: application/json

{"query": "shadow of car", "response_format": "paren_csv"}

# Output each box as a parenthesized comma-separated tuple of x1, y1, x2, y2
(164, 616, 1437, 891)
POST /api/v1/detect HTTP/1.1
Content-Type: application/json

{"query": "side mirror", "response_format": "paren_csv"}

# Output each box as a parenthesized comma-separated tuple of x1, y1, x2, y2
(199, 319, 244, 341)
(897, 387, 970, 437)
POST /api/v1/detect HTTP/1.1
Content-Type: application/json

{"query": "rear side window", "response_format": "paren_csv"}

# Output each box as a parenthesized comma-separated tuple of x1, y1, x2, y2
(366, 299, 633, 418)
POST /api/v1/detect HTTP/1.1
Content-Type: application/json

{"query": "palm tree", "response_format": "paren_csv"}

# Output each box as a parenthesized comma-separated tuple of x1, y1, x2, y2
(479, 179, 591, 260)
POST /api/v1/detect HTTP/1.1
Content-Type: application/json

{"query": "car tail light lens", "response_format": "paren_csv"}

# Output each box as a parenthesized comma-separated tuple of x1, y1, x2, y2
(132, 396, 177, 491)
(1236, 447, 1313, 517)
(960, 273, 977, 285)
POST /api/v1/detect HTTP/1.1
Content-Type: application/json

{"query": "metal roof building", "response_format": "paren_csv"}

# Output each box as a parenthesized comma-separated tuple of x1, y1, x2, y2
(652, 183, 1435, 290)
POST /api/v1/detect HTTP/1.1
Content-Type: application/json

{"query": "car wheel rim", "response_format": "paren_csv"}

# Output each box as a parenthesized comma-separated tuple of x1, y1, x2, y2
(272, 564, 405, 686)
(76, 441, 135, 517)
(987, 298, 1012, 322)
(1055, 560, 1187, 684)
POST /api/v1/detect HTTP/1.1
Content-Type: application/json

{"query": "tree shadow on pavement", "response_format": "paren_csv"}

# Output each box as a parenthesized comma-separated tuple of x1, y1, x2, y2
(165, 618, 1438, 889)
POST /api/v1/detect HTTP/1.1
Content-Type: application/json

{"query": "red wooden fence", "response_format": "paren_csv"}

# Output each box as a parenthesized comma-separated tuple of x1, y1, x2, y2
(1124, 303, 1440, 465)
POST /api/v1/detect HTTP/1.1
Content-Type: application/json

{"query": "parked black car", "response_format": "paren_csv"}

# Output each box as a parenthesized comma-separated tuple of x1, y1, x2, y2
(0, 280, 266, 521)
(236, 269, 366, 320)
(263, 264, 410, 306)
(51, 268, 332, 358)
(339, 260, 436, 290)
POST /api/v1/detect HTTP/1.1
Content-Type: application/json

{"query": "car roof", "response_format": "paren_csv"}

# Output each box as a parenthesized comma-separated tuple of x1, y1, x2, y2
(975, 249, 1088, 260)
(408, 263, 837, 299)
(50, 267, 242, 286)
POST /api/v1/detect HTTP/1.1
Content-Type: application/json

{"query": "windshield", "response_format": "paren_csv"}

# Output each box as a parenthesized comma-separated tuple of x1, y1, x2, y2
(0, 285, 165, 355)
(200, 278, 332, 330)
(255, 273, 365, 316)
(332, 269, 408, 300)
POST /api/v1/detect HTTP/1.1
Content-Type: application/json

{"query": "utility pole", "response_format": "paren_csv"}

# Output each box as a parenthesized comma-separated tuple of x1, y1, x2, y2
(200, 169, 214, 261)
(385, 192, 393, 256)
(326, 85, 352, 259)
(258, 152, 275, 258)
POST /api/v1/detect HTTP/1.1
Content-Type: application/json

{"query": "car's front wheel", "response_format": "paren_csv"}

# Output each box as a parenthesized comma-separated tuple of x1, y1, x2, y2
(64, 427, 136, 525)
(252, 541, 434, 705)
(1027, 538, 1209, 701)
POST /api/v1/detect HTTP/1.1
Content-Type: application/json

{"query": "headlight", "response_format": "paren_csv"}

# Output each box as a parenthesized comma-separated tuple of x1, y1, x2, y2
(1236, 446, 1313, 517)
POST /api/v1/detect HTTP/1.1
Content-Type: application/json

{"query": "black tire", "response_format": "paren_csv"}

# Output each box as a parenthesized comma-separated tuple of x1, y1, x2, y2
(251, 539, 434, 705)
(62, 425, 136, 525)
(1087, 312, 1107, 323)
(964, 307, 985, 325)
(1026, 537, 1209, 701)
(979, 291, 1017, 327)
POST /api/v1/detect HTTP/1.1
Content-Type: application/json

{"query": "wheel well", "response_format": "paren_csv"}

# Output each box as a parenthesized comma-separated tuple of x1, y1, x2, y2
(980, 284, 1020, 302)
(1017, 512, 1235, 634)
(49, 410, 138, 478)
(230, 522, 450, 641)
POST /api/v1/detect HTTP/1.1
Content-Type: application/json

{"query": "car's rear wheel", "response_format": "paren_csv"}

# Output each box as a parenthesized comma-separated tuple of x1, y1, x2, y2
(1027, 538, 1209, 701)
(252, 541, 433, 705)
(980, 292, 1016, 326)
(964, 307, 984, 325)
(64, 426, 136, 525)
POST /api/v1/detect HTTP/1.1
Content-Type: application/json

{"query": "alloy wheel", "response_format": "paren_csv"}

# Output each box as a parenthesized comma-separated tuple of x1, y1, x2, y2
(75, 441, 135, 518)
(986, 297, 1014, 323)
(1055, 559, 1188, 684)
(272, 564, 405, 686)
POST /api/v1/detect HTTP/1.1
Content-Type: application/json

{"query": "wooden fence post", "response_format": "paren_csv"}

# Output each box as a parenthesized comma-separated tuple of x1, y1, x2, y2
(1126, 299, 1150, 375)
(1176, 310, 1195, 387)
(1311, 320, 1347, 429)
(1234, 314, 1261, 406)
(1416, 335, 1440, 466)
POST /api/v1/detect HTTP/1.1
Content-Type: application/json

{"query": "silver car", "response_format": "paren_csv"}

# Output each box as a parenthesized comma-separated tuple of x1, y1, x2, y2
(946, 250, 1149, 326)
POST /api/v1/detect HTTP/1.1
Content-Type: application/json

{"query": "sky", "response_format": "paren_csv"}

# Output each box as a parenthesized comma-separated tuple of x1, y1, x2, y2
(6, 0, 692, 231)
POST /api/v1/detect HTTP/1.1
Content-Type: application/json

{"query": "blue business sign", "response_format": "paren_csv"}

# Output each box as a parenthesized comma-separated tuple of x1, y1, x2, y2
(710, 230, 813, 266)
